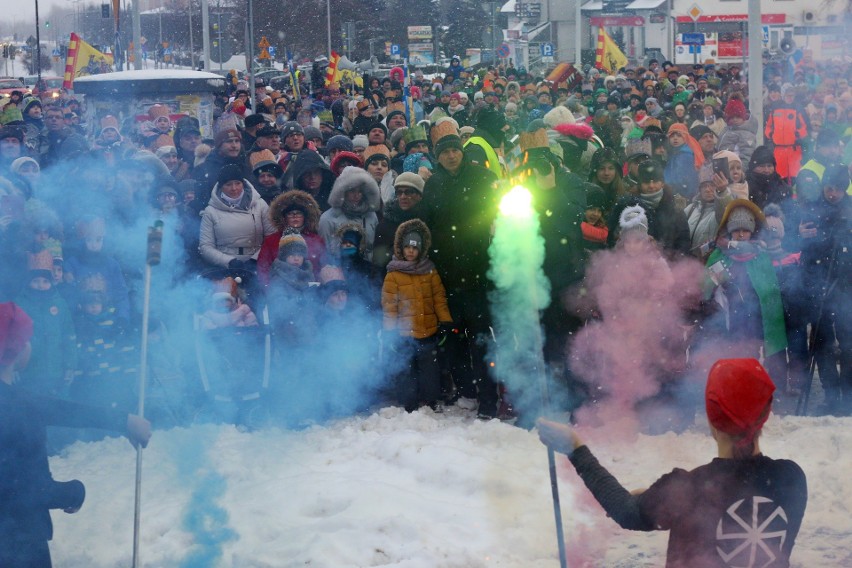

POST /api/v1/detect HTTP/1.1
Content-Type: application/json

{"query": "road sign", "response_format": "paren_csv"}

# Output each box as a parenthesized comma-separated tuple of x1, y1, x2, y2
(687, 3, 703, 21)
(258, 36, 270, 49)
(681, 33, 705, 45)
(496, 43, 511, 58)
(268, 46, 276, 58)
(541, 42, 554, 57)
(390, 44, 400, 56)
(258, 48, 270, 60)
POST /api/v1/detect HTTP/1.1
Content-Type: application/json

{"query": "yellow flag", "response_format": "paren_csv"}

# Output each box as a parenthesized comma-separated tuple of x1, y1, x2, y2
(63, 33, 114, 89)
(595, 29, 627, 74)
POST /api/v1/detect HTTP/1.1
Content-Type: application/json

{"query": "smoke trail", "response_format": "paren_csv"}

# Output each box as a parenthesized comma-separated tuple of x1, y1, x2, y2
(568, 247, 705, 434)
(487, 185, 552, 420)
(171, 429, 237, 567)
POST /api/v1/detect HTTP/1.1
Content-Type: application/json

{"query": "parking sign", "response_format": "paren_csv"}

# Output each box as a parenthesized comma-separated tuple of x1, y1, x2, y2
(541, 43, 554, 57)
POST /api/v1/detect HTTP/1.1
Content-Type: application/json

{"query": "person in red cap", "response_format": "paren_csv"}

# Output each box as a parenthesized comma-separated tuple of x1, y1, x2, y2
(0, 302, 152, 567)
(537, 358, 807, 568)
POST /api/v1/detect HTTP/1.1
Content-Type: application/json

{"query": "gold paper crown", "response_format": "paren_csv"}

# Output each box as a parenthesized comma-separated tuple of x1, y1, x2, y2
(362, 144, 390, 162)
(518, 128, 550, 154)
(430, 118, 460, 146)
(148, 104, 170, 119)
(385, 101, 406, 114)
(249, 149, 277, 170)
(27, 249, 54, 272)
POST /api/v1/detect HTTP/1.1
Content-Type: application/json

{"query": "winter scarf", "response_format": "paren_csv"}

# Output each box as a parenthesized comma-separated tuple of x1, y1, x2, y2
(386, 257, 435, 275)
(219, 188, 250, 210)
(640, 189, 664, 210)
(341, 198, 372, 219)
(269, 259, 313, 290)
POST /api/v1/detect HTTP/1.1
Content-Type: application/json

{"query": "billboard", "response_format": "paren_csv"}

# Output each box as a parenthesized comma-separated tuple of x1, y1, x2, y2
(407, 26, 433, 41)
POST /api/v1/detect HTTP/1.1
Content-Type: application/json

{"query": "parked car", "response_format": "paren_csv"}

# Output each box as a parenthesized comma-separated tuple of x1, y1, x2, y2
(0, 77, 26, 96)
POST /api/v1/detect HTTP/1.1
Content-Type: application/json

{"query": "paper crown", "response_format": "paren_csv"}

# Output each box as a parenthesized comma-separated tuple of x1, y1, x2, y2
(148, 104, 170, 119)
(100, 115, 120, 132)
(27, 249, 54, 272)
(403, 124, 427, 146)
(518, 128, 550, 154)
(362, 145, 390, 163)
(430, 117, 460, 146)
(249, 149, 279, 171)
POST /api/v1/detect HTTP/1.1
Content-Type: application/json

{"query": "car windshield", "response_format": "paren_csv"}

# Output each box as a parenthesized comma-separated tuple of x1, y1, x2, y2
(45, 78, 63, 88)
(0, 80, 24, 89)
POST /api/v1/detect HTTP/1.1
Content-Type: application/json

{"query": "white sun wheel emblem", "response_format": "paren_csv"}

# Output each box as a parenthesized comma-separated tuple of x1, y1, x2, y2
(716, 496, 789, 568)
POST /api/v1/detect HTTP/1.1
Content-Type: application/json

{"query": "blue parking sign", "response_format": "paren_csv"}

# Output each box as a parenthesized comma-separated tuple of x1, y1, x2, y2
(391, 44, 400, 56)
(541, 43, 554, 57)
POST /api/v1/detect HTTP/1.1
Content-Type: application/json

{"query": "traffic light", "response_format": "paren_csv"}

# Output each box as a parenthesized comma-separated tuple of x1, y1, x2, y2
(2, 45, 7, 59)
(102, 4, 110, 18)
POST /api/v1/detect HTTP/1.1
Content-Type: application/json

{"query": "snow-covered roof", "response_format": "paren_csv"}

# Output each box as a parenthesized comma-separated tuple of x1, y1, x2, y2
(74, 70, 224, 83)
(73, 70, 226, 96)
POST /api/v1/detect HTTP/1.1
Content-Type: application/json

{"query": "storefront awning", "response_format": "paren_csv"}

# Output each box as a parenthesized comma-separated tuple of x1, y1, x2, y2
(625, 0, 666, 10)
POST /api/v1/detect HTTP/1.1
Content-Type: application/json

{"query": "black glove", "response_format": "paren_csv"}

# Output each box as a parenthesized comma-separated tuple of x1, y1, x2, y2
(48, 479, 86, 513)
(228, 258, 246, 270)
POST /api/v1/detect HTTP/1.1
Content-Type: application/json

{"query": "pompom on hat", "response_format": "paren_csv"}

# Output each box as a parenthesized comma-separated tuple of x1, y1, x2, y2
(705, 358, 775, 443)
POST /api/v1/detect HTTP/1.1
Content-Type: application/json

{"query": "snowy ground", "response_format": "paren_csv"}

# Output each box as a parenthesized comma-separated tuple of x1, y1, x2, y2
(48, 406, 851, 568)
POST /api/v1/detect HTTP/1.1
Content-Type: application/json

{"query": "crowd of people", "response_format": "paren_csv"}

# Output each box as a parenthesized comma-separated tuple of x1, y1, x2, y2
(0, 52, 849, 438)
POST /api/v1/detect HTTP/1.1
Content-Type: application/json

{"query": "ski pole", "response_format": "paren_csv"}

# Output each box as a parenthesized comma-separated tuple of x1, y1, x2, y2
(132, 221, 163, 568)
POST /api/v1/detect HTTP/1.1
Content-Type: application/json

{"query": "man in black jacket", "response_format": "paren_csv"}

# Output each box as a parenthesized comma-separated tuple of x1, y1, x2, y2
(0, 302, 151, 568)
(608, 160, 690, 258)
(421, 120, 501, 418)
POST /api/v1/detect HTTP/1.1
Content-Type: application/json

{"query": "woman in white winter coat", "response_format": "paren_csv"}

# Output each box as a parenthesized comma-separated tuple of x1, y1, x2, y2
(318, 166, 380, 261)
(199, 163, 277, 270)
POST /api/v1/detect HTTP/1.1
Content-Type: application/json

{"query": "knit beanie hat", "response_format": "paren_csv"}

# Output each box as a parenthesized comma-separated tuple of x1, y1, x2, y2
(402, 230, 423, 249)
(352, 135, 369, 150)
(618, 204, 649, 236)
(155, 145, 177, 158)
(214, 128, 241, 148)
(637, 159, 664, 183)
(393, 172, 425, 194)
(330, 151, 364, 177)
(584, 183, 607, 210)
(278, 231, 308, 259)
(0, 302, 33, 367)
(217, 163, 244, 186)
(326, 134, 354, 153)
(705, 358, 775, 442)
(726, 205, 756, 234)
(724, 98, 747, 120)
(280, 121, 304, 139)
(823, 164, 850, 190)
(389, 126, 408, 151)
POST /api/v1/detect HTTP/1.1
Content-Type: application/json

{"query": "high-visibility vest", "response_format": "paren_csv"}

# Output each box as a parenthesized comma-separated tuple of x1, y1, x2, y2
(464, 136, 504, 179)
(801, 159, 852, 195)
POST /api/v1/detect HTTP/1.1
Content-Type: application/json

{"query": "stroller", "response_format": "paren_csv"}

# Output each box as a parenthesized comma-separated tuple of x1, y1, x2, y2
(192, 268, 272, 429)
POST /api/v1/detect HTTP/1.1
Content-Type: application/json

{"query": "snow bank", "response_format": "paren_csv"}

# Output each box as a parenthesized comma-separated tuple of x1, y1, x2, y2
(48, 408, 852, 567)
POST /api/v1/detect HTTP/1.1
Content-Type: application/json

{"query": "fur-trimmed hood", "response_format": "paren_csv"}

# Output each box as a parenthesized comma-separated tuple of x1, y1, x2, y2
(393, 218, 432, 260)
(327, 166, 381, 210)
(268, 189, 321, 233)
(333, 221, 367, 255)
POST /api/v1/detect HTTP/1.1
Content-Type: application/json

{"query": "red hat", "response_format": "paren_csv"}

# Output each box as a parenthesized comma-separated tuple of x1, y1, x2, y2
(724, 98, 747, 120)
(0, 302, 34, 367)
(705, 358, 775, 442)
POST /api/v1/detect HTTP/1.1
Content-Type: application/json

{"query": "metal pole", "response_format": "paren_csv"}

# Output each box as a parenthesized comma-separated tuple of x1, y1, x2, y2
(35, 0, 42, 82)
(132, 0, 141, 69)
(201, 0, 210, 71)
(747, 0, 763, 144)
(131, 222, 163, 568)
(217, 2, 222, 72)
(188, 8, 195, 69)
(247, 0, 256, 103)
(326, 0, 331, 56)
(575, 0, 582, 66)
